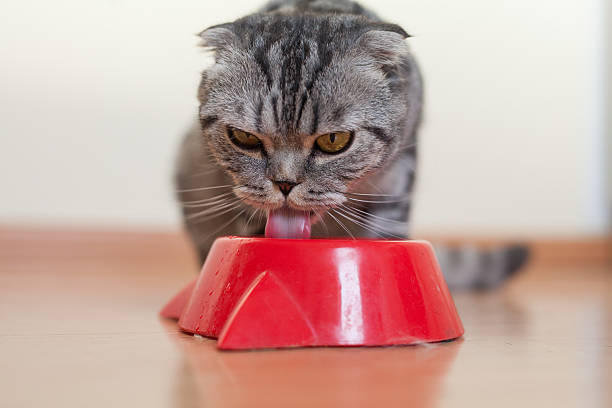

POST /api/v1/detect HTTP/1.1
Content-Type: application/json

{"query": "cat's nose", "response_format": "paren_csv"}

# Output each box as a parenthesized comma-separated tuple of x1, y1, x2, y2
(273, 180, 298, 197)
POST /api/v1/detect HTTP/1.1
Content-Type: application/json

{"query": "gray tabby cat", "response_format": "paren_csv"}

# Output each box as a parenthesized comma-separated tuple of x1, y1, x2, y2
(176, 0, 528, 289)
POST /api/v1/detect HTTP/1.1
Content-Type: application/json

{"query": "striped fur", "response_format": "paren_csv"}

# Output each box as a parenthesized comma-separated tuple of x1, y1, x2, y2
(175, 0, 529, 289)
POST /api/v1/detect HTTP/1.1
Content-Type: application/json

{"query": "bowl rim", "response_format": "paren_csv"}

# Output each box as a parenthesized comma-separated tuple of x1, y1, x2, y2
(217, 236, 432, 245)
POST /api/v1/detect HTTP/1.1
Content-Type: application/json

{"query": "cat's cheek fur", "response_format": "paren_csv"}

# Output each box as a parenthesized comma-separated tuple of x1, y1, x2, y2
(234, 184, 285, 210)
(289, 192, 347, 211)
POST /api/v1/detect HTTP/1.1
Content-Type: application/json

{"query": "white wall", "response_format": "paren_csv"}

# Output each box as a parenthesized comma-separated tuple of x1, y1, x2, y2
(406, 0, 610, 235)
(0, 0, 609, 235)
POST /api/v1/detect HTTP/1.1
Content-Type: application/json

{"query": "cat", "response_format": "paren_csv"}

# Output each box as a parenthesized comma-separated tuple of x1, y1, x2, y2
(175, 0, 528, 289)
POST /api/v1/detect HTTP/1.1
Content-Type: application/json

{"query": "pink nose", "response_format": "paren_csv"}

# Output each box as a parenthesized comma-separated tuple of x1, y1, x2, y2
(274, 181, 297, 196)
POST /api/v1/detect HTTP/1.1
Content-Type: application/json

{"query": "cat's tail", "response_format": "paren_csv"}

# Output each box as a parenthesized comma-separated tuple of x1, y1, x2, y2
(433, 244, 530, 290)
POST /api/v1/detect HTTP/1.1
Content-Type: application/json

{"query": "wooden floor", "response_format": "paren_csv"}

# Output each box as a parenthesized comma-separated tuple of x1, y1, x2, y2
(1, 228, 611, 408)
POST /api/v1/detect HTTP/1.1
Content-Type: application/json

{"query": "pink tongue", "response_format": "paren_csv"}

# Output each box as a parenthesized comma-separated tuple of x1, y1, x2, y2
(265, 208, 311, 239)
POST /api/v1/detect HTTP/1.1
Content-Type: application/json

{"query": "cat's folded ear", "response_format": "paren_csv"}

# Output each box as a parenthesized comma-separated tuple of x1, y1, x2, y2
(198, 23, 237, 56)
(358, 23, 411, 65)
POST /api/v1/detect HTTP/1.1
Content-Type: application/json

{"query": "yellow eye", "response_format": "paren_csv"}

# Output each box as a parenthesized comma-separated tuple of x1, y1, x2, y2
(315, 132, 352, 154)
(228, 127, 262, 149)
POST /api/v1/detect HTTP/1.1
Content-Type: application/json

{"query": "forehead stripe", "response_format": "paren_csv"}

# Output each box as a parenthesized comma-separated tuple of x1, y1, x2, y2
(271, 95, 280, 129)
(363, 126, 392, 143)
(255, 99, 264, 133)
(200, 115, 218, 130)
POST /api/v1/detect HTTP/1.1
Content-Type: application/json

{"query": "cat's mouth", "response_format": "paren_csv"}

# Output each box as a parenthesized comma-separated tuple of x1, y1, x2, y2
(265, 207, 312, 239)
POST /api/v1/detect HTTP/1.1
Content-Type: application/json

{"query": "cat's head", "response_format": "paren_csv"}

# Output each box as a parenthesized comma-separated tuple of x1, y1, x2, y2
(197, 13, 421, 214)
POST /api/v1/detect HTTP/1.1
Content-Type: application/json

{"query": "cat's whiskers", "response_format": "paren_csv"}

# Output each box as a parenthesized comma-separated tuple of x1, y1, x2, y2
(333, 207, 404, 239)
(363, 176, 387, 195)
(257, 207, 265, 229)
(345, 192, 411, 198)
(188, 188, 271, 226)
(181, 197, 235, 209)
(396, 141, 417, 152)
(346, 195, 412, 204)
(180, 192, 236, 207)
(326, 210, 355, 240)
(201, 208, 248, 241)
(186, 167, 223, 178)
(188, 204, 244, 226)
(185, 200, 242, 222)
(333, 208, 385, 237)
(339, 206, 409, 238)
(340, 203, 409, 227)
(176, 184, 233, 193)
(314, 210, 331, 237)
(244, 208, 260, 231)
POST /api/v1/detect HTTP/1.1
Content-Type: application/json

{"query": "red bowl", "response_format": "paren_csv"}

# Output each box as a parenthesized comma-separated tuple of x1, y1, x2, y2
(161, 237, 464, 350)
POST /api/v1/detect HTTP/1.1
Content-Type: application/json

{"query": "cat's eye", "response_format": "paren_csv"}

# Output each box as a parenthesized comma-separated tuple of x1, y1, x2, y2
(228, 127, 262, 149)
(315, 132, 352, 154)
